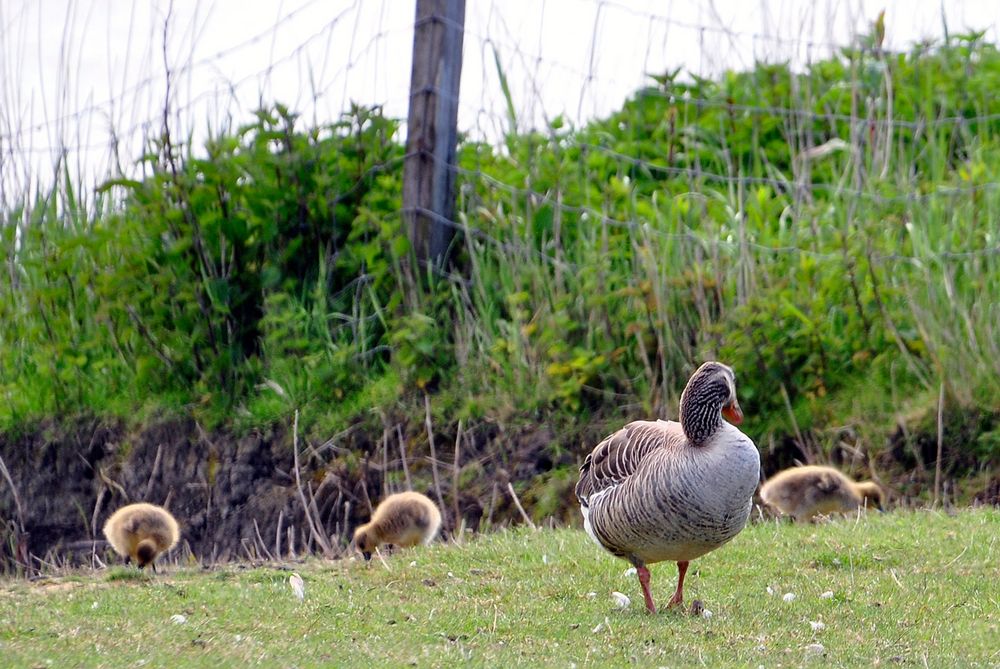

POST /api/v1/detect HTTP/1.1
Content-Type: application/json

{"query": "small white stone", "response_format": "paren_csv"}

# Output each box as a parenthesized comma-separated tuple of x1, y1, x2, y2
(592, 616, 611, 634)
(623, 567, 637, 577)
(810, 620, 826, 631)
(611, 591, 631, 609)
(805, 643, 825, 655)
(289, 573, 305, 602)
(409, 560, 417, 567)
(701, 608, 713, 619)
(542, 554, 549, 565)
(586, 591, 597, 599)
(766, 585, 775, 595)
(820, 591, 835, 599)
(90, 602, 98, 610)
(170, 614, 187, 624)
(783, 592, 796, 602)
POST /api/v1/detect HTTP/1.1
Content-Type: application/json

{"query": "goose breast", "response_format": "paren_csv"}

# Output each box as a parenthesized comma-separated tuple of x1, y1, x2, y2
(581, 419, 759, 564)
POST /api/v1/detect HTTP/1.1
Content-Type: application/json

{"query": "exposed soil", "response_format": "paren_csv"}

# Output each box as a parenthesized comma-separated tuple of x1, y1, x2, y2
(1, 405, 996, 573)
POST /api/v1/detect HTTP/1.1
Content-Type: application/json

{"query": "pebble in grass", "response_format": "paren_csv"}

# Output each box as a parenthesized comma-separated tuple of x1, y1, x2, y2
(289, 573, 305, 602)
(611, 591, 631, 609)
(805, 643, 826, 656)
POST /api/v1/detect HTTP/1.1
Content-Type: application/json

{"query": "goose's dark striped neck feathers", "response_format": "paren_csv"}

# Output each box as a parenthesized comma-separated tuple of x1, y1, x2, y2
(679, 361, 737, 446)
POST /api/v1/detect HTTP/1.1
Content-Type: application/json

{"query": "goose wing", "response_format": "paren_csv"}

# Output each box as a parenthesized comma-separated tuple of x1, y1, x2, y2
(575, 420, 684, 506)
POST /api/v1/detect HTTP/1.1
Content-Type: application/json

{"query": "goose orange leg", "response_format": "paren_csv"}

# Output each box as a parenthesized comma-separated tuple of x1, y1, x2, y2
(635, 564, 657, 614)
(667, 560, 689, 608)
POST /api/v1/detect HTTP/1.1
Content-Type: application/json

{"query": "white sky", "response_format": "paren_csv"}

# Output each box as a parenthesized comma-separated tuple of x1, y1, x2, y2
(1, 0, 998, 200)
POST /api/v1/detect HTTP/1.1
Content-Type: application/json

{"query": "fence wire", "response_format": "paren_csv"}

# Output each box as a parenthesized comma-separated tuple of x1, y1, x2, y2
(1, 0, 998, 267)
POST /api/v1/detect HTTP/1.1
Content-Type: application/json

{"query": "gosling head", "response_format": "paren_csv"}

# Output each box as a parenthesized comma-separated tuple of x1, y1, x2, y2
(855, 481, 885, 511)
(353, 525, 376, 562)
(135, 539, 158, 569)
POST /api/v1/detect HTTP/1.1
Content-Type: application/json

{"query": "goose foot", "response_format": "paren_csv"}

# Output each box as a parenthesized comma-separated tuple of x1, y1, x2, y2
(666, 560, 689, 609)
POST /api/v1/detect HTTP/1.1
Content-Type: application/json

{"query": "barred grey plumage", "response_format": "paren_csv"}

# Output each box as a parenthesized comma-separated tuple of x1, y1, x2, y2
(576, 361, 760, 613)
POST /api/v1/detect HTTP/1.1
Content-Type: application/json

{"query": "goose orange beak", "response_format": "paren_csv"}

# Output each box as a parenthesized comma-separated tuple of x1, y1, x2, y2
(722, 400, 743, 425)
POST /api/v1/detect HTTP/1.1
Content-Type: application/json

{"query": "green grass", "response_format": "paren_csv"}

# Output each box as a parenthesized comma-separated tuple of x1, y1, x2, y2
(1, 509, 997, 668)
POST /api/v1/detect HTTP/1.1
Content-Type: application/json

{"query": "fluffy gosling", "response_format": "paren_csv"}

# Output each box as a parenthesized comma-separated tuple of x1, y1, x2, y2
(760, 465, 884, 522)
(102, 502, 180, 571)
(353, 491, 442, 561)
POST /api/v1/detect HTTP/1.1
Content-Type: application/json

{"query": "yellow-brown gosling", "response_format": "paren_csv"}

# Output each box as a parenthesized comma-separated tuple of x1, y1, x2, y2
(353, 491, 442, 561)
(759, 465, 884, 522)
(102, 502, 180, 572)
(576, 361, 760, 614)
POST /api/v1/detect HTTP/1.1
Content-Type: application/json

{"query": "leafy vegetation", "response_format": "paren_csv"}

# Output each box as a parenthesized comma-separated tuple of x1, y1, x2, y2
(1, 510, 997, 667)
(1, 29, 998, 487)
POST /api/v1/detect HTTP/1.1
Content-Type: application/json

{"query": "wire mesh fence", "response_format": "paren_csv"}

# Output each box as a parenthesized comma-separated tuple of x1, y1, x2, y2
(0, 0, 998, 429)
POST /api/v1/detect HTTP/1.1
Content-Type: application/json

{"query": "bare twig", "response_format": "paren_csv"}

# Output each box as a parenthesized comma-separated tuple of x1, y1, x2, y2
(484, 482, 498, 531)
(423, 393, 446, 515)
(275, 510, 284, 559)
(360, 462, 374, 516)
(90, 487, 106, 539)
(506, 482, 537, 531)
(779, 383, 810, 462)
(943, 543, 969, 569)
(381, 427, 390, 498)
(374, 546, 392, 572)
(291, 410, 332, 556)
(396, 424, 413, 491)
(341, 500, 352, 551)
(253, 519, 275, 562)
(452, 419, 463, 533)
(0, 454, 26, 532)
(144, 442, 164, 500)
(934, 382, 945, 507)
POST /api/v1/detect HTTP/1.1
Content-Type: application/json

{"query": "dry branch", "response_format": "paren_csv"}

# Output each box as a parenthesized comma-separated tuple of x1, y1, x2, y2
(291, 410, 332, 557)
(423, 393, 447, 515)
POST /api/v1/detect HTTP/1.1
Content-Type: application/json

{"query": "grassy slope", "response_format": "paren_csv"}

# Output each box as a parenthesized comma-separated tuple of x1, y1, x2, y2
(1, 509, 997, 668)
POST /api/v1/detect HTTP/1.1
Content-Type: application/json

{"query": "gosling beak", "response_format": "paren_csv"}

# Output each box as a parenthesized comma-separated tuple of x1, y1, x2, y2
(362, 551, 372, 562)
(722, 400, 744, 425)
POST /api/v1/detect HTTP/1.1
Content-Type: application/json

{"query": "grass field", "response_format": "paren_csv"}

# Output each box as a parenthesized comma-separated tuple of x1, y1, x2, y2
(1, 509, 997, 668)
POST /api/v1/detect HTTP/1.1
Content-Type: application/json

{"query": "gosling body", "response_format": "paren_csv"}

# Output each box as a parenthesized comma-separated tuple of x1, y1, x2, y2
(102, 503, 180, 571)
(353, 491, 442, 561)
(760, 465, 884, 522)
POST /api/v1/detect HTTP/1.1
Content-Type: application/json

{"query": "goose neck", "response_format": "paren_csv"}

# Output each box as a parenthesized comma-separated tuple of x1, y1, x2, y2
(680, 394, 724, 446)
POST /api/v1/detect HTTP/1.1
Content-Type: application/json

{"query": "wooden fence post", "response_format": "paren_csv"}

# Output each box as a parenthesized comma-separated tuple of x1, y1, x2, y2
(402, 0, 466, 270)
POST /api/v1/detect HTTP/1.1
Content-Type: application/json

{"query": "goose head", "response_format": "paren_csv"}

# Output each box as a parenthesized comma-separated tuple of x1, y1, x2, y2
(679, 361, 744, 445)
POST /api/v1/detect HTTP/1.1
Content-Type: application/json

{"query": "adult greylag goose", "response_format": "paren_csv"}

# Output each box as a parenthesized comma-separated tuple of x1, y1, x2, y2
(576, 361, 760, 613)
(102, 502, 180, 572)
(353, 491, 442, 561)
(760, 465, 884, 522)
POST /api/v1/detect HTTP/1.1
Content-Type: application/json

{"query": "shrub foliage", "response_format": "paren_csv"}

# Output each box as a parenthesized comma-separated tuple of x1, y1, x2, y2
(1, 33, 998, 459)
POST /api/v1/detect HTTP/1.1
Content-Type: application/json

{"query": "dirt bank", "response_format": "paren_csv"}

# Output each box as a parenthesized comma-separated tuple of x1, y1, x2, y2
(1, 405, 996, 573)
